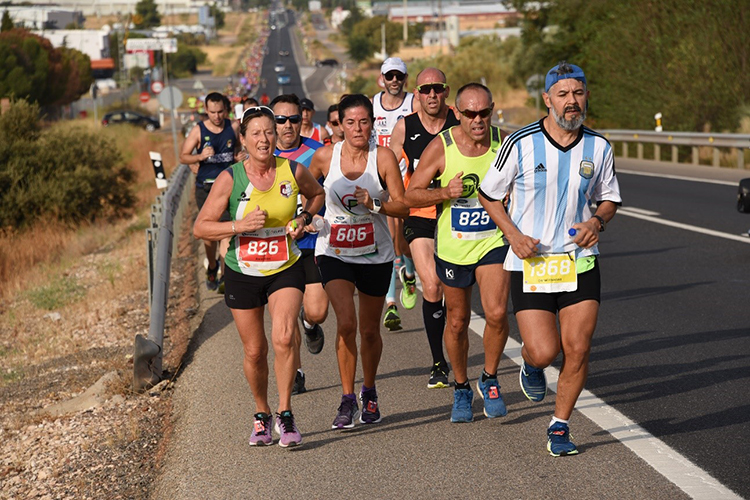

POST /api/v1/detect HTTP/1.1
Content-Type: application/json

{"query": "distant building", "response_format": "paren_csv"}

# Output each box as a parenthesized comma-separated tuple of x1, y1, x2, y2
(331, 7, 351, 30)
(388, 2, 517, 31)
(3, 6, 84, 30)
(4, 0, 230, 17)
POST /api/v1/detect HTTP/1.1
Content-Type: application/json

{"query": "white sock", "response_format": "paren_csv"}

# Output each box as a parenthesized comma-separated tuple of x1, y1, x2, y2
(303, 318, 314, 329)
(549, 416, 569, 428)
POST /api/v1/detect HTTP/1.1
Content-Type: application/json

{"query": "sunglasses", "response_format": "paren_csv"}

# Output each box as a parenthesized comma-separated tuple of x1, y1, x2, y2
(384, 71, 406, 82)
(416, 83, 447, 95)
(274, 114, 301, 124)
(329, 120, 340, 127)
(242, 106, 275, 121)
(458, 107, 493, 119)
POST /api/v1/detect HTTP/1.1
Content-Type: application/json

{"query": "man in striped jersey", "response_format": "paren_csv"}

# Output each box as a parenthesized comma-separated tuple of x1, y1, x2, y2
(479, 62, 621, 456)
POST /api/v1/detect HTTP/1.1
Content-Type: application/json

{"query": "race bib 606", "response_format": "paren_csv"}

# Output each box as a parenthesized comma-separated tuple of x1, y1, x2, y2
(329, 215, 376, 256)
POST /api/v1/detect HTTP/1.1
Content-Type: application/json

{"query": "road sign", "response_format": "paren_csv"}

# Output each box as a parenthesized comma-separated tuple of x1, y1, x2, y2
(192, 80, 205, 91)
(126, 38, 178, 53)
(149, 152, 168, 189)
(157, 86, 183, 110)
(526, 74, 545, 98)
(151, 81, 164, 94)
(139, 92, 150, 103)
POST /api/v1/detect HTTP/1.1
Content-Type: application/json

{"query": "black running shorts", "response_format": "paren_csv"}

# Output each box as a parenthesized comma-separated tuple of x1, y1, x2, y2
(510, 258, 601, 314)
(316, 255, 393, 297)
(224, 259, 305, 310)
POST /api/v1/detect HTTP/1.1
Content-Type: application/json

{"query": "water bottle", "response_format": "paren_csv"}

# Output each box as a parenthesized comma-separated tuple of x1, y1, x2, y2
(312, 218, 325, 232)
(568, 228, 577, 237)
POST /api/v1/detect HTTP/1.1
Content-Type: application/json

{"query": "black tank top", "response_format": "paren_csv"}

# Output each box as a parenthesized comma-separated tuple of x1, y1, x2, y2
(402, 111, 460, 174)
(196, 119, 236, 187)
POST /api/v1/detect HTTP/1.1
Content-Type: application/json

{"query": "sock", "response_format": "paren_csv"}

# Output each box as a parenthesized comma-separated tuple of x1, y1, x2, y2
(549, 416, 569, 428)
(302, 317, 314, 329)
(455, 380, 470, 390)
(386, 265, 398, 304)
(403, 256, 415, 278)
(343, 393, 357, 402)
(481, 369, 497, 382)
(361, 384, 375, 393)
(422, 299, 446, 364)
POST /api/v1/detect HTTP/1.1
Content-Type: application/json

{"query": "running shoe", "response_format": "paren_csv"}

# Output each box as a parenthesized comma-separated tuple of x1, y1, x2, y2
(450, 387, 474, 423)
(359, 387, 382, 424)
(217, 274, 225, 295)
(383, 304, 402, 332)
(476, 377, 507, 418)
(205, 260, 219, 291)
(248, 412, 273, 446)
(398, 266, 417, 310)
(331, 396, 359, 429)
(427, 361, 450, 389)
(547, 422, 578, 456)
(520, 361, 547, 402)
(300, 306, 325, 355)
(292, 370, 306, 395)
(274, 410, 302, 448)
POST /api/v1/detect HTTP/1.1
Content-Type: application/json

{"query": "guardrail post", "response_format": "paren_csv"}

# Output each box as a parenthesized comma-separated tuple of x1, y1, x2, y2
(692, 147, 699, 165)
(622, 142, 628, 158)
(637, 143, 644, 160)
(672, 145, 678, 163)
(738, 148, 745, 170)
(713, 148, 720, 167)
(654, 144, 660, 162)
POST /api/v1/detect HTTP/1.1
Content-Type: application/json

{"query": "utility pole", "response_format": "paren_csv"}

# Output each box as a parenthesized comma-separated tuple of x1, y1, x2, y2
(403, 0, 407, 43)
(381, 22, 386, 60)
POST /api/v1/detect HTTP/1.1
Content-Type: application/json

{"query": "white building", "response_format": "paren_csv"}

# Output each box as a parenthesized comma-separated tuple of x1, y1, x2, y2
(31, 29, 112, 61)
(2, 0, 229, 17)
(2, 6, 84, 30)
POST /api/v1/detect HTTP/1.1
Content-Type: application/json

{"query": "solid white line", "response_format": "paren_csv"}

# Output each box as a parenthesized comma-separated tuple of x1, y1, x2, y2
(619, 206, 661, 216)
(618, 208, 750, 244)
(618, 169, 737, 186)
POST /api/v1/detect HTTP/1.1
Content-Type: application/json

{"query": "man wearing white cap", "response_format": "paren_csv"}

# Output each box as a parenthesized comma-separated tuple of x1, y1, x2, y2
(372, 57, 418, 332)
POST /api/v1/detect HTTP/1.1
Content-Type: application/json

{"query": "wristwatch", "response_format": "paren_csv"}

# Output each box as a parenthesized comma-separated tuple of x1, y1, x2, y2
(299, 211, 313, 225)
(592, 214, 606, 232)
(371, 198, 382, 214)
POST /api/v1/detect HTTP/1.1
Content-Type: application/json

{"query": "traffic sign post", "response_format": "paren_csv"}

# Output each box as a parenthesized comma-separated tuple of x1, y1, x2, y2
(151, 81, 164, 94)
(139, 92, 150, 103)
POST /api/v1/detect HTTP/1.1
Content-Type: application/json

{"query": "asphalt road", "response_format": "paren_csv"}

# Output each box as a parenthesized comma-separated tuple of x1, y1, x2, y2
(153, 10, 750, 499)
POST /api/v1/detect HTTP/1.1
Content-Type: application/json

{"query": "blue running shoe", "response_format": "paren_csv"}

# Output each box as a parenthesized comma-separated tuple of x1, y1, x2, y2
(547, 422, 578, 456)
(450, 387, 474, 423)
(476, 378, 507, 418)
(520, 361, 547, 402)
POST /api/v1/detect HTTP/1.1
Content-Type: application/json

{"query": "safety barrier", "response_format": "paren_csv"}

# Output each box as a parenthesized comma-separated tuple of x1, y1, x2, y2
(134, 164, 193, 392)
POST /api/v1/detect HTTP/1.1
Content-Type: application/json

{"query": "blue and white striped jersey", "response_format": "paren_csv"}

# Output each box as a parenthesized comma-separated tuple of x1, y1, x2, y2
(479, 119, 622, 271)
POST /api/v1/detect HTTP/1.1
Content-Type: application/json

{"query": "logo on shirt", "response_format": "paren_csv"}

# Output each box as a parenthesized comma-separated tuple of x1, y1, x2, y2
(238, 191, 250, 202)
(534, 163, 547, 173)
(579, 160, 594, 179)
(227, 139, 232, 149)
(461, 173, 480, 198)
(335, 192, 360, 214)
(279, 181, 293, 198)
(410, 133, 421, 141)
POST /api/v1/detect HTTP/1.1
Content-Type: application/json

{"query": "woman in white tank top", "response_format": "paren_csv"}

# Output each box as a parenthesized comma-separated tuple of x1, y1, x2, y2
(308, 94, 408, 429)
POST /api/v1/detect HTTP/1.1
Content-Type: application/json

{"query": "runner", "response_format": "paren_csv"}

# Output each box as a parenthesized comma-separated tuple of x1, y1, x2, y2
(300, 98, 331, 144)
(389, 68, 460, 388)
(479, 62, 621, 455)
(193, 105, 325, 448)
(308, 94, 408, 428)
(270, 94, 327, 395)
(372, 57, 417, 332)
(179, 92, 241, 292)
(326, 104, 344, 144)
(405, 83, 510, 422)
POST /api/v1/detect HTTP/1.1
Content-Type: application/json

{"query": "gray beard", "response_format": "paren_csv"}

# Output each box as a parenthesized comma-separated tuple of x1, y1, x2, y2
(551, 105, 585, 131)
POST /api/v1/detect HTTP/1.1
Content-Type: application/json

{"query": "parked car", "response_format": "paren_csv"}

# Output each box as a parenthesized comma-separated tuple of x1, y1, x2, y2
(274, 61, 286, 73)
(102, 111, 160, 132)
(317, 58, 339, 67)
(277, 73, 291, 86)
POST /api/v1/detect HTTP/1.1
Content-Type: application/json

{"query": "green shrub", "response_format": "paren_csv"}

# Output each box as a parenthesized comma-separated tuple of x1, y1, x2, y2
(0, 100, 136, 230)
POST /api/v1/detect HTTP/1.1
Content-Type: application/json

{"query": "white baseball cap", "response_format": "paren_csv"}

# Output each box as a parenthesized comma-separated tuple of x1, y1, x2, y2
(381, 57, 407, 75)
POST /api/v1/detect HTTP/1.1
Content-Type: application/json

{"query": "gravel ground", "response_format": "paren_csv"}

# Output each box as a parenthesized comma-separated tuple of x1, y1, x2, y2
(0, 220, 198, 500)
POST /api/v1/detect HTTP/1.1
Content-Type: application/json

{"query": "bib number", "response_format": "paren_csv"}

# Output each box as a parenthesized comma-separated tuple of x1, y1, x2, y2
(451, 199, 497, 240)
(238, 227, 290, 270)
(329, 215, 376, 256)
(522, 253, 577, 293)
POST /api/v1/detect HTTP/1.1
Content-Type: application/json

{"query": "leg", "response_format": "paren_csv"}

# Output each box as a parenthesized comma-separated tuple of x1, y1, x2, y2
(442, 284, 471, 384)
(409, 238, 446, 365)
(267, 287, 304, 413)
(357, 291, 386, 388)
(325, 279, 359, 395)
(231, 306, 270, 414)
(302, 282, 329, 325)
(475, 264, 510, 374)
(516, 310, 561, 368)
(555, 300, 599, 420)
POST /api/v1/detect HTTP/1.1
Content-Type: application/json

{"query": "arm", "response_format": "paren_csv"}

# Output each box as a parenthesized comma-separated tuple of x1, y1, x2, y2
(388, 118, 406, 163)
(363, 146, 409, 218)
(179, 124, 213, 165)
(403, 137, 461, 208)
(308, 145, 332, 181)
(288, 162, 326, 238)
(570, 201, 618, 249)
(319, 126, 330, 143)
(193, 170, 267, 240)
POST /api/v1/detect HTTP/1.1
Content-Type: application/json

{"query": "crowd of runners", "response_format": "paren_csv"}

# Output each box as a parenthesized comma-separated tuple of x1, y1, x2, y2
(189, 58, 622, 455)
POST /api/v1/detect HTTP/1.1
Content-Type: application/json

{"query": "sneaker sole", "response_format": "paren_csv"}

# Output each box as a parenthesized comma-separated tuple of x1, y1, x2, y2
(476, 380, 507, 418)
(450, 415, 474, 423)
(519, 367, 547, 402)
(358, 414, 382, 424)
(331, 411, 359, 429)
(248, 439, 273, 446)
(427, 381, 450, 389)
(278, 438, 302, 448)
(383, 318, 402, 331)
(547, 441, 578, 457)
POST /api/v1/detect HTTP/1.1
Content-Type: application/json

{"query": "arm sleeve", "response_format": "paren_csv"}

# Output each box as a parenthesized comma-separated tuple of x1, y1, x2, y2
(479, 138, 518, 202)
(592, 143, 622, 205)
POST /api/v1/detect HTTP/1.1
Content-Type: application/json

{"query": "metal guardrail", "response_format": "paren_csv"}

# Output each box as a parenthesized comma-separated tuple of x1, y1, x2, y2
(134, 164, 194, 392)
(496, 122, 750, 169)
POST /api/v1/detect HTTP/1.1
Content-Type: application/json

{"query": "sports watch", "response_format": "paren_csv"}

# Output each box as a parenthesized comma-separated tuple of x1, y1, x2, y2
(371, 198, 382, 214)
(592, 214, 606, 232)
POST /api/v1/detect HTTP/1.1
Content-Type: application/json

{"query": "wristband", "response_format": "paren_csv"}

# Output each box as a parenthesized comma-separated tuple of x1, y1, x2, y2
(231, 221, 236, 234)
(592, 215, 606, 232)
(299, 211, 313, 225)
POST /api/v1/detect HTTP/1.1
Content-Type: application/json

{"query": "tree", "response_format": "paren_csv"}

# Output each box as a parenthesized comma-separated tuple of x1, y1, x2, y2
(134, 0, 161, 29)
(208, 3, 225, 30)
(347, 34, 372, 63)
(1, 10, 12, 32)
(346, 16, 402, 62)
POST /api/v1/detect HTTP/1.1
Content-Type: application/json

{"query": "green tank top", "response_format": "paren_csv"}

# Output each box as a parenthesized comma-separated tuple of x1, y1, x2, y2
(435, 126, 506, 265)
(224, 157, 301, 277)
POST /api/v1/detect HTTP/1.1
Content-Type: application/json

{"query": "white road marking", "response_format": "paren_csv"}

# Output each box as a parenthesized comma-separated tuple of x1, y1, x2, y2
(618, 169, 737, 186)
(465, 312, 742, 499)
(618, 208, 750, 244)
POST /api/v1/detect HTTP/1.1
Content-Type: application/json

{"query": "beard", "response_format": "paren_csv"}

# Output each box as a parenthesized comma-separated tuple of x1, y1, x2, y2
(386, 84, 403, 96)
(551, 103, 586, 131)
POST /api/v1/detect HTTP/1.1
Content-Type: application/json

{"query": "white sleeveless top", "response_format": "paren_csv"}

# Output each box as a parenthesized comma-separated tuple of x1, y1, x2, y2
(373, 91, 414, 148)
(315, 141, 395, 264)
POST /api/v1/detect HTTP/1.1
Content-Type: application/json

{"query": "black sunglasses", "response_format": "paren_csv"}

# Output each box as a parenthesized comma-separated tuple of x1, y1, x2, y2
(384, 71, 406, 82)
(274, 114, 301, 124)
(416, 83, 447, 95)
(329, 120, 340, 127)
(458, 107, 493, 119)
(242, 106, 275, 121)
